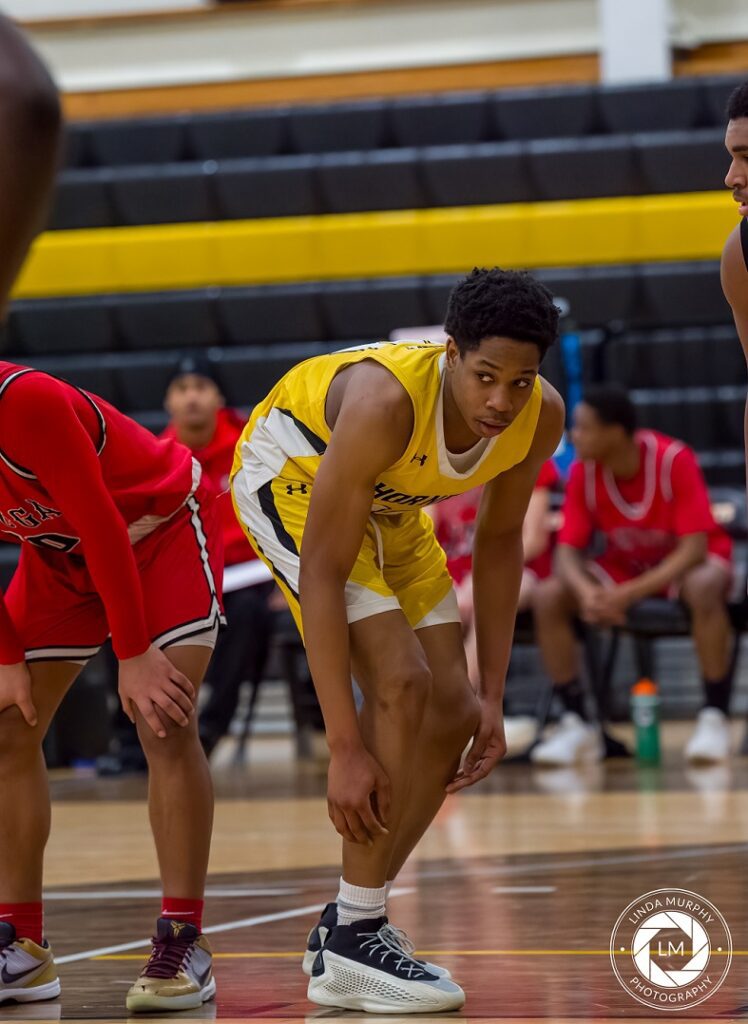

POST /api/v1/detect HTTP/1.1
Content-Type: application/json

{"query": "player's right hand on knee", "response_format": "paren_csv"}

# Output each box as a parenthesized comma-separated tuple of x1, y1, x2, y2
(327, 744, 391, 845)
(118, 644, 195, 739)
(0, 661, 37, 726)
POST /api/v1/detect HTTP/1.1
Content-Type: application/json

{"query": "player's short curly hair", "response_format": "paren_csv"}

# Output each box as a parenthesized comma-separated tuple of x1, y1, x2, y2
(582, 384, 637, 436)
(727, 82, 748, 121)
(444, 267, 559, 359)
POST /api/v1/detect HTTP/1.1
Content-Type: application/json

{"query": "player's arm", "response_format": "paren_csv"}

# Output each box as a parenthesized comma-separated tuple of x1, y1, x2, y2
(0, 16, 61, 317)
(522, 485, 552, 563)
(299, 365, 412, 843)
(721, 226, 748, 489)
(612, 534, 707, 607)
(0, 378, 195, 737)
(447, 382, 565, 793)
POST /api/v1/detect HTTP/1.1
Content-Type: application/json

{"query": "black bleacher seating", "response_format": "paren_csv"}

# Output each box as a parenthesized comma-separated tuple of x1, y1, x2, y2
(424, 275, 459, 324)
(703, 75, 743, 126)
(10, 299, 117, 356)
(60, 75, 745, 174)
(212, 342, 338, 407)
(213, 155, 320, 219)
(48, 171, 114, 231)
(317, 149, 423, 213)
(597, 79, 704, 134)
(90, 117, 189, 167)
(492, 84, 597, 141)
(188, 108, 288, 160)
(132, 409, 171, 434)
(114, 352, 184, 410)
(287, 100, 387, 154)
(114, 292, 220, 350)
(631, 386, 744, 452)
(389, 92, 489, 147)
(527, 136, 643, 201)
(111, 164, 217, 226)
(536, 266, 637, 327)
(22, 355, 119, 405)
(320, 278, 427, 340)
(635, 128, 726, 194)
(62, 124, 92, 170)
(421, 141, 533, 206)
(217, 284, 325, 345)
(639, 261, 730, 326)
(606, 326, 745, 391)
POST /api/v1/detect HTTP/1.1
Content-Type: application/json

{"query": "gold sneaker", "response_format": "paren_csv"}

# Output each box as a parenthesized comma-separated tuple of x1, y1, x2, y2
(126, 918, 215, 1013)
(0, 923, 61, 1004)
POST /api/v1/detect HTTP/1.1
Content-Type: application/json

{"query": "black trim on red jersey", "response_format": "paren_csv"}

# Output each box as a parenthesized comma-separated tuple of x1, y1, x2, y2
(741, 218, 748, 274)
(78, 390, 107, 456)
(0, 369, 38, 479)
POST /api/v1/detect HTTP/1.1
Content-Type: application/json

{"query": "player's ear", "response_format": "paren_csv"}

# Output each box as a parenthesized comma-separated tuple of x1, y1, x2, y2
(445, 335, 461, 369)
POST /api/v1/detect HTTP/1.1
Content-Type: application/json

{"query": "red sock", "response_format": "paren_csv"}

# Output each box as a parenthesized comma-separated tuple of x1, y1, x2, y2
(161, 897, 204, 933)
(0, 902, 43, 945)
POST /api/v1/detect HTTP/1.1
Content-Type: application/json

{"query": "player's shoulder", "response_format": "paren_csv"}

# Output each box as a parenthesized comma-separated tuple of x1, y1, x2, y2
(0, 367, 70, 408)
(721, 221, 748, 303)
(533, 377, 565, 447)
(338, 360, 413, 421)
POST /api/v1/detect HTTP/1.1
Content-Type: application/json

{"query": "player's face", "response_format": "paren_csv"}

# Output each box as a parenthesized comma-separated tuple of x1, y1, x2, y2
(445, 336, 541, 440)
(724, 118, 748, 215)
(571, 402, 621, 461)
(165, 374, 224, 430)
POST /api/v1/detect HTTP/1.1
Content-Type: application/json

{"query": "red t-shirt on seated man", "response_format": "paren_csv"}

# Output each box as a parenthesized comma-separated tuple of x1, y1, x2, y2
(531, 385, 734, 769)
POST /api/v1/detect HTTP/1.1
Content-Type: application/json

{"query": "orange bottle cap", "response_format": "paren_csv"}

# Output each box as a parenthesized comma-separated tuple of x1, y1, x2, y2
(632, 678, 658, 696)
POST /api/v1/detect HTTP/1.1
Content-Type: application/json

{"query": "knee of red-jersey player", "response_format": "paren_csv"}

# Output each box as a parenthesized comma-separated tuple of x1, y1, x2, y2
(679, 562, 731, 615)
(0, 705, 42, 763)
(532, 575, 576, 619)
(135, 708, 202, 760)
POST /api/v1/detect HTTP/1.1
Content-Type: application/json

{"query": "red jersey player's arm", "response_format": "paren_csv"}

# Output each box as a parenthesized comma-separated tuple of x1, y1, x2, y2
(721, 225, 748, 489)
(298, 362, 412, 843)
(0, 17, 61, 318)
(554, 462, 600, 604)
(0, 377, 150, 660)
(472, 382, 565, 706)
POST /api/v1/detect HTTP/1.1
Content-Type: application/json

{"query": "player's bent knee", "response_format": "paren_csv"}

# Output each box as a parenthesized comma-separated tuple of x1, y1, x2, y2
(681, 567, 729, 613)
(432, 683, 480, 750)
(137, 716, 202, 761)
(370, 664, 432, 717)
(0, 706, 42, 763)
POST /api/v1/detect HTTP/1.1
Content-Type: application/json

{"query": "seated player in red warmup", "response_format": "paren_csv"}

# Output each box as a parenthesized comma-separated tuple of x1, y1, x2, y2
(162, 355, 276, 756)
(0, 20, 223, 1013)
(532, 386, 733, 767)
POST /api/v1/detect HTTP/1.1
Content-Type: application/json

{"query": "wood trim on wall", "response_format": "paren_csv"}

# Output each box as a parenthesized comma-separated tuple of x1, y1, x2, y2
(55, 38, 747, 122)
(62, 54, 601, 120)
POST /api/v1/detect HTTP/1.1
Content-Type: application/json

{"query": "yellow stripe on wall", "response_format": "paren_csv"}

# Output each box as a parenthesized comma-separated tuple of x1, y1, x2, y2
(13, 191, 737, 300)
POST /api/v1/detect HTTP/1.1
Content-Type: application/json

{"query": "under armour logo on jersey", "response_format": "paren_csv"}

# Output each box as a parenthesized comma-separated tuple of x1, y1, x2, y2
(410, 453, 428, 466)
(286, 483, 309, 495)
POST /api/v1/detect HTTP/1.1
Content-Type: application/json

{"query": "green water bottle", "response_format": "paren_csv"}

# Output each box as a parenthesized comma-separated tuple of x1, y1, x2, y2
(631, 678, 661, 764)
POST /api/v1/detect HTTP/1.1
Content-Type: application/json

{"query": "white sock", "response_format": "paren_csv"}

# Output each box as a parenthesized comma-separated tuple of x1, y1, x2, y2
(336, 877, 387, 926)
(385, 880, 394, 899)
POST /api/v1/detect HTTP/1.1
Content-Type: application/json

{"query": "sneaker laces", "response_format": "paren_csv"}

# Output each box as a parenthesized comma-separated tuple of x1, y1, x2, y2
(380, 923, 416, 956)
(142, 935, 194, 979)
(359, 926, 427, 979)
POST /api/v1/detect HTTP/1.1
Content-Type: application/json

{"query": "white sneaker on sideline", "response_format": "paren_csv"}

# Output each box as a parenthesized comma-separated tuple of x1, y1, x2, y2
(530, 712, 604, 767)
(685, 708, 732, 763)
(503, 715, 538, 757)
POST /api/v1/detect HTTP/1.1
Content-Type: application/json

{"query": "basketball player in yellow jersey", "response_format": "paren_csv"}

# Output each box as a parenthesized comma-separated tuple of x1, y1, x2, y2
(231, 268, 564, 1013)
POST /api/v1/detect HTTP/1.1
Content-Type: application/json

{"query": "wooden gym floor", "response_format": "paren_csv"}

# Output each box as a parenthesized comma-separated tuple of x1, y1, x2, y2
(3, 727, 748, 1024)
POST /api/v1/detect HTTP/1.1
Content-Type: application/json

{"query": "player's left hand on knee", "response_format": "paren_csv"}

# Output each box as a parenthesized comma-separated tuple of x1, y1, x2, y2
(445, 699, 506, 794)
(118, 644, 196, 739)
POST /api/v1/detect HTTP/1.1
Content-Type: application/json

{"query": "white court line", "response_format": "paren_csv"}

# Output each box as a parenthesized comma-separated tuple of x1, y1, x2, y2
(55, 886, 416, 965)
(492, 886, 557, 894)
(44, 888, 299, 900)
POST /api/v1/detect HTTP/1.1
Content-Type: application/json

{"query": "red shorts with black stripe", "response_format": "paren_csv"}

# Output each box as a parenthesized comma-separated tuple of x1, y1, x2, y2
(4, 482, 224, 663)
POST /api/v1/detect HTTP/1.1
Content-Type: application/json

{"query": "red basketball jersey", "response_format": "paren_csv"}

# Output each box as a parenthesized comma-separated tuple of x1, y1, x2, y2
(0, 362, 199, 661)
(559, 430, 731, 577)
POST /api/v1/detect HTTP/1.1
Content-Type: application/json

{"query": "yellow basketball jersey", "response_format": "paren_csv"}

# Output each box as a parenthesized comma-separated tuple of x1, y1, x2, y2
(232, 340, 543, 515)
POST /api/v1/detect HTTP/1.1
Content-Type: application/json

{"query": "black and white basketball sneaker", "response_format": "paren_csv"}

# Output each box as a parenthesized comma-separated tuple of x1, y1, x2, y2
(302, 904, 452, 979)
(307, 916, 465, 1013)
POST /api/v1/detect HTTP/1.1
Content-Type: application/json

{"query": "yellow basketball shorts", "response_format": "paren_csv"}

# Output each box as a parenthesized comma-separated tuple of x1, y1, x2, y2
(231, 466, 458, 638)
